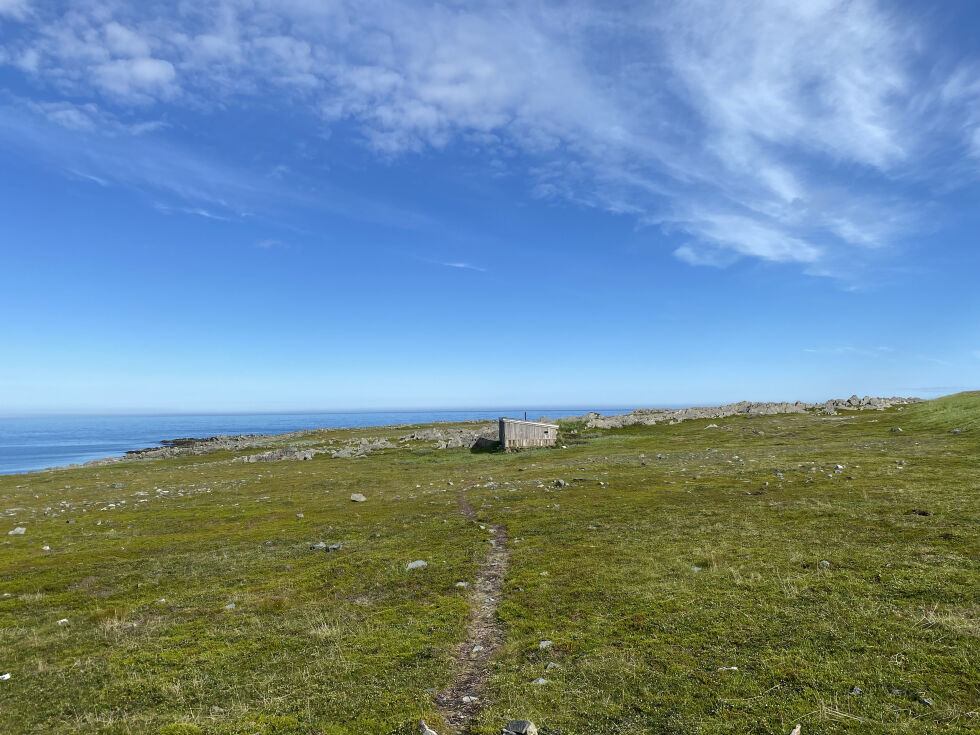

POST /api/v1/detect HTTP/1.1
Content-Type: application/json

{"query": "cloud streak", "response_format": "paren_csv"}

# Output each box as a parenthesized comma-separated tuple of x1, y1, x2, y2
(2, 1, 979, 274)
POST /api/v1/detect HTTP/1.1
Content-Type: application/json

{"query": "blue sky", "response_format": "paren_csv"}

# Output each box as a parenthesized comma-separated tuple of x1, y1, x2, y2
(0, 0, 978, 414)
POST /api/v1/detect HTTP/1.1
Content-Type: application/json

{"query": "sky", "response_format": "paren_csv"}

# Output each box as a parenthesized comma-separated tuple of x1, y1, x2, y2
(0, 0, 978, 415)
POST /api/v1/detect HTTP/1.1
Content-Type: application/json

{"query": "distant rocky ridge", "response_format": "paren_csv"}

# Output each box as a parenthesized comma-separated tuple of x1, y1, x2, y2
(548, 395, 921, 430)
(46, 395, 919, 471)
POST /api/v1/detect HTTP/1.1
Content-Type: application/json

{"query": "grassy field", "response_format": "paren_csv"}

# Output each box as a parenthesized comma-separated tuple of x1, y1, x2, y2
(1, 394, 977, 734)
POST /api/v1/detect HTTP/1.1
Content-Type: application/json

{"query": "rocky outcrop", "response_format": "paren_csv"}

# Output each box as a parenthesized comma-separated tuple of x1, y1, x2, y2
(233, 447, 316, 463)
(569, 395, 920, 429)
(405, 424, 498, 449)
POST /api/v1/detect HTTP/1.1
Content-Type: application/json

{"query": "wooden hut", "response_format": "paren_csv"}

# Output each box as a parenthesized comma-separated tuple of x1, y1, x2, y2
(498, 418, 559, 449)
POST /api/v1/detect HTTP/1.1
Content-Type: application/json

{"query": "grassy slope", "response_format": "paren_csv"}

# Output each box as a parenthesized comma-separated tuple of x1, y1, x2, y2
(0, 397, 977, 734)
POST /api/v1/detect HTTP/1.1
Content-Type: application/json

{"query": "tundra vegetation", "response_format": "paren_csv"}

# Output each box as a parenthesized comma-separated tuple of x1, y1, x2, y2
(0, 393, 977, 734)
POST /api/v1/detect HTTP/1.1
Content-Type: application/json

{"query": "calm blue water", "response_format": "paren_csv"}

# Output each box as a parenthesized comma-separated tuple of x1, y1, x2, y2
(0, 408, 627, 475)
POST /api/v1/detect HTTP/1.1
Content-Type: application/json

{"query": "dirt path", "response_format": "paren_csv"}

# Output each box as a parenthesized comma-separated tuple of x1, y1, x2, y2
(432, 491, 510, 734)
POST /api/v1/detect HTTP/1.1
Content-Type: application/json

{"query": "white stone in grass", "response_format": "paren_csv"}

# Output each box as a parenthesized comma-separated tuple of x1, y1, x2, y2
(406, 560, 427, 571)
(454, 581, 469, 588)
(531, 677, 549, 685)
(538, 640, 553, 649)
(420, 721, 438, 735)
(8, 527, 25, 535)
(296, 513, 304, 519)
(0, 673, 9, 681)
(350, 493, 367, 502)
(224, 602, 236, 611)
(42, 546, 51, 551)
(717, 666, 739, 671)
(461, 695, 479, 704)
(57, 618, 69, 625)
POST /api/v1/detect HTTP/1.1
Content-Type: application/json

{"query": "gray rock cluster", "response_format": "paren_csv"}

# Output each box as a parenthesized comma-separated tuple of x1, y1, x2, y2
(234, 447, 316, 463)
(331, 438, 396, 458)
(405, 423, 499, 449)
(568, 395, 919, 429)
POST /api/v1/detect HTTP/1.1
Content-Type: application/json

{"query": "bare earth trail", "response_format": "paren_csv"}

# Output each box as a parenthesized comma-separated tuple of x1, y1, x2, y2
(432, 489, 511, 734)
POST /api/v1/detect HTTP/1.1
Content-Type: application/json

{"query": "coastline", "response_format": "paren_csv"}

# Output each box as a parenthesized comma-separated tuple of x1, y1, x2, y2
(10, 394, 921, 477)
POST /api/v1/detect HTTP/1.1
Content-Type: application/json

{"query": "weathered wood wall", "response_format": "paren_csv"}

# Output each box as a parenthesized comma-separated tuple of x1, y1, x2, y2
(499, 418, 559, 449)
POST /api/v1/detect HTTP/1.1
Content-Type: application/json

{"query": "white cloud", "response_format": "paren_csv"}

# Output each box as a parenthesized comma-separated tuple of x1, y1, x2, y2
(0, 0, 30, 21)
(0, 0, 978, 273)
(93, 57, 176, 101)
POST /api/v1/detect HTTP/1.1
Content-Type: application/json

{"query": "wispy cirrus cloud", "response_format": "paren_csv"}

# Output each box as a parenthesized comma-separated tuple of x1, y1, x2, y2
(438, 261, 486, 272)
(2, 1, 979, 274)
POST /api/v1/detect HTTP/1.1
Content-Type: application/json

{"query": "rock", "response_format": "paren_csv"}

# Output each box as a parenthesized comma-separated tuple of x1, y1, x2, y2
(470, 645, 485, 657)
(327, 542, 344, 552)
(789, 726, 801, 735)
(504, 721, 538, 735)
(545, 661, 559, 671)
(918, 694, 935, 707)
(8, 527, 26, 535)
(820, 560, 831, 567)
(406, 560, 428, 571)
(310, 541, 327, 550)
(109, 483, 124, 488)
(891, 427, 903, 432)
(455, 581, 470, 588)
(538, 640, 553, 649)
(851, 686, 863, 695)
(0, 673, 9, 681)
(705, 423, 719, 429)
(57, 618, 69, 625)
(224, 603, 236, 611)
(952, 428, 962, 434)
(531, 677, 548, 685)
(42, 545, 51, 551)
(296, 513, 304, 519)
(350, 493, 367, 502)
(554, 479, 568, 488)
(717, 666, 739, 672)
(462, 695, 479, 704)
(420, 720, 438, 735)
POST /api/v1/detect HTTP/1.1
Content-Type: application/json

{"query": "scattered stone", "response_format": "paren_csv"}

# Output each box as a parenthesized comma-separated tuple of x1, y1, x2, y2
(538, 640, 553, 649)
(42, 545, 51, 551)
(918, 694, 935, 707)
(455, 581, 470, 588)
(545, 661, 559, 671)
(327, 542, 344, 552)
(57, 618, 68, 625)
(224, 603, 236, 611)
(470, 645, 485, 658)
(462, 695, 479, 704)
(420, 720, 438, 735)
(8, 527, 25, 535)
(820, 560, 831, 567)
(717, 666, 739, 672)
(350, 493, 367, 502)
(296, 513, 304, 519)
(554, 479, 568, 488)
(504, 721, 538, 735)
(789, 726, 801, 735)
(891, 427, 903, 433)
(310, 541, 327, 550)
(705, 423, 719, 429)
(851, 686, 863, 695)
(406, 560, 428, 571)
(0, 673, 9, 681)
(109, 483, 124, 489)
(531, 677, 548, 685)
(952, 428, 962, 434)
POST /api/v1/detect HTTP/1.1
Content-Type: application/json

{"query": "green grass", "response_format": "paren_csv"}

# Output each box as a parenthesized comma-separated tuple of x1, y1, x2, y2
(0, 399, 977, 734)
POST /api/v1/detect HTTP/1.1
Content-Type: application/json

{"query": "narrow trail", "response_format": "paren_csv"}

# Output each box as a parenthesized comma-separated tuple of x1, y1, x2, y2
(432, 490, 510, 734)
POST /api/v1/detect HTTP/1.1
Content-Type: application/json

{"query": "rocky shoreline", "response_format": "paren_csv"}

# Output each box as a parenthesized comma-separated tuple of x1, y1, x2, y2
(40, 395, 920, 471)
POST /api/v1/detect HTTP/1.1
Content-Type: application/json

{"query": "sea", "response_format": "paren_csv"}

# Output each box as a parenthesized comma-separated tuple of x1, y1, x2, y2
(0, 408, 630, 475)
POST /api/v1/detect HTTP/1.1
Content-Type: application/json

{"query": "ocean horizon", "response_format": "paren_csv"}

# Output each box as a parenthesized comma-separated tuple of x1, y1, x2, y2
(0, 407, 639, 475)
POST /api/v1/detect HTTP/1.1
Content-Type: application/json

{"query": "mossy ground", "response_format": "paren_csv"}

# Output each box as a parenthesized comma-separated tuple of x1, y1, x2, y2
(1, 396, 977, 734)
